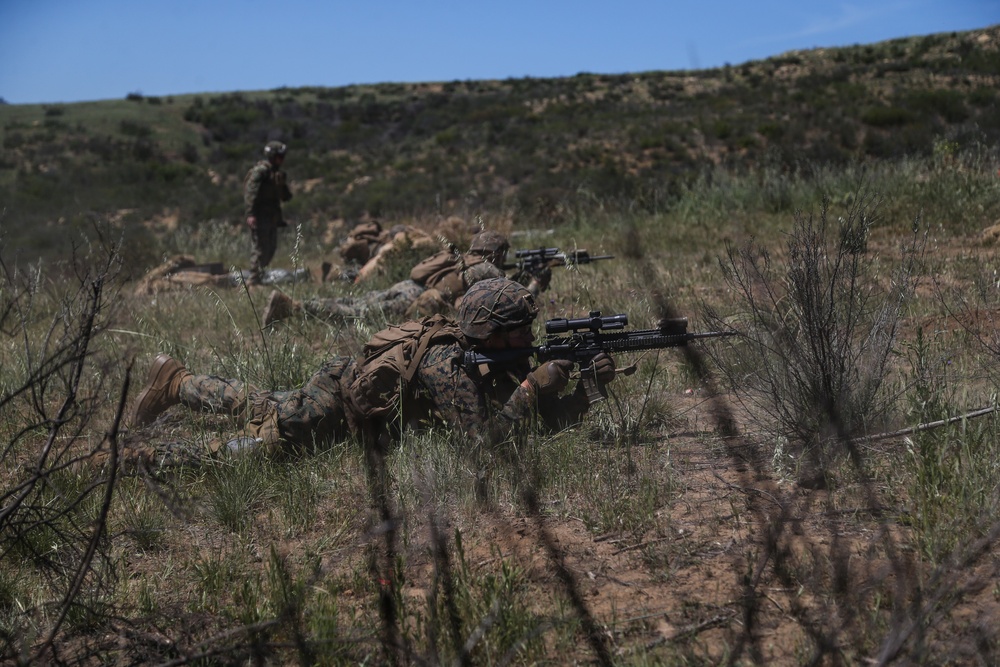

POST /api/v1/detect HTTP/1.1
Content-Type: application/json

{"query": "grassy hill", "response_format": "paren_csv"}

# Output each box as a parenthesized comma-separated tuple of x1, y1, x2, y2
(5, 25, 1000, 664)
(2, 25, 998, 271)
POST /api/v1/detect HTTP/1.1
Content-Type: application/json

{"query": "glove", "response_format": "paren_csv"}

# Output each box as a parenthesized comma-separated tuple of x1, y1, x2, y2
(590, 353, 617, 385)
(527, 359, 573, 395)
(529, 265, 552, 292)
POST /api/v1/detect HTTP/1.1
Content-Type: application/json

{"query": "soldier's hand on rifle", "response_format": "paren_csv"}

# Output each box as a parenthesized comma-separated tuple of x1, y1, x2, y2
(528, 359, 573, 395)
(529, 265, 552, 292)
(590, 353, 617, 385)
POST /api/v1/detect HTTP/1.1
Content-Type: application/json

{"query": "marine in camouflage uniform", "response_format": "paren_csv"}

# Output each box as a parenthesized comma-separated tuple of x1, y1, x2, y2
(126, 278, 615, 460)
(262, 230, 514, 326)
(244, 141, 293, 284)
(350, 224, 439, 283)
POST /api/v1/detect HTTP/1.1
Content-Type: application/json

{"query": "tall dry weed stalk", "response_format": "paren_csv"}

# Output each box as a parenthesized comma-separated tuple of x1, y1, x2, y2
(0, 241, 131, 662)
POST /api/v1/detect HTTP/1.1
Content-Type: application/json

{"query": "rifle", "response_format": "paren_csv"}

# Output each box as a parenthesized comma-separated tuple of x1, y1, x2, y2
(464, 312, 737, 403)
(503, 247, 614, 272)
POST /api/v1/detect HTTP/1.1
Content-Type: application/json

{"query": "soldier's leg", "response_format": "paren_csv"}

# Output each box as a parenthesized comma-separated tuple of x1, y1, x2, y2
(129, 356, 258, 456)
(364, 280, 424, 320)
(249, 223, 278, 282)
(122, 355, 271, 468)
(405, 287, 450, 318)
(245, 357, 358, 453)
(301, 296, 364, 322)
(250, 228, 266, 283)
(339, 238, 372, 265)
(131, 354, 193, 427)
(259, 224, 278, 270)
(178, 374, 253, 416)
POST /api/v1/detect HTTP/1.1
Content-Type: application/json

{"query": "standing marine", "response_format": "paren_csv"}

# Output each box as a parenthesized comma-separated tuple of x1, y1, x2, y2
(244, 141, 293, 284)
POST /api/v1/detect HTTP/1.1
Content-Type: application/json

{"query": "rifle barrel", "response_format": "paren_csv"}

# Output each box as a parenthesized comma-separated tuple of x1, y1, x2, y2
(566, 253, 614, 264)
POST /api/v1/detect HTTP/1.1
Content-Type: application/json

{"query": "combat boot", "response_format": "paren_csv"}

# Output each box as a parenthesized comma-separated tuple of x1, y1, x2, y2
(263, 290, 301, 326)
(130, 354, 191, 428)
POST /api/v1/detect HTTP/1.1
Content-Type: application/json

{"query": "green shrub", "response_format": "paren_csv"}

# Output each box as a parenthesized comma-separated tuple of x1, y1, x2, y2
(861, 106, 915, 127)
(905, 89, 969, 123)
(119, 119, 152, 138)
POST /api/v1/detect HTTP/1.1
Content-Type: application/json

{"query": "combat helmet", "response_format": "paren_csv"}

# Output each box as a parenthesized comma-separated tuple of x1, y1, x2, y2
(468, 230, 510, 255)
(263, 141, 287, 157)
(458, 277, 538, 340)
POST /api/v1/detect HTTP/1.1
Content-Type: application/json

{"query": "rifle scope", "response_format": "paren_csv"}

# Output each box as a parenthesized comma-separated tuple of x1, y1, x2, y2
(515, 247, 559, 259)
(545, 311, 628, 334)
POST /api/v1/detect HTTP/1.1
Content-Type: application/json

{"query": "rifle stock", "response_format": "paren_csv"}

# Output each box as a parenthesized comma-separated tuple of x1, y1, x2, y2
(464, 312, 737, 403)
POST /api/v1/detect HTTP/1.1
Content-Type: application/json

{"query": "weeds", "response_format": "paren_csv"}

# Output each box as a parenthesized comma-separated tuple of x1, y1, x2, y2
(707, 191, 924, 482)
(0, 236, 131, 663)
(6, 141, 1000, 663)
(204, 453, 272, 534)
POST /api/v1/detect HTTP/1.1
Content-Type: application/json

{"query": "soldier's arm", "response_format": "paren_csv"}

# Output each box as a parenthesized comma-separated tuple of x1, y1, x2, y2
(243, 164, 267, 217)
(510, 264, 551, 297)
(489, 371, 591, 436)
(461, 261, 506, 292)
(276, 170, 293, 201)
(421, 346, 594, 448)
(414, 346, 537, 444)
(535, 390, 591, 431)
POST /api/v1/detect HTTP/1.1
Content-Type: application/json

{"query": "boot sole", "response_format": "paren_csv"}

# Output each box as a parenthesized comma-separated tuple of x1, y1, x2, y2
(264, 291, 291, 326)
(129, 354, 175, 428)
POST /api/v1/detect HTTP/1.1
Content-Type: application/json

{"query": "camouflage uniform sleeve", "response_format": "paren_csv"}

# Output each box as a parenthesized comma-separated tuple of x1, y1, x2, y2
(410, 343, 497, 440)
(509, 263, 551, 297)
(276, 169, 293, 202)
(462, 261, 506, 289)
(411, 343, 591, 446)
(243, 161, 269, 218)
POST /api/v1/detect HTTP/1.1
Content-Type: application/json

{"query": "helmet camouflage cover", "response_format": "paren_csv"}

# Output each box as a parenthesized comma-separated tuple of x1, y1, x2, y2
(468, 230, 510, 255)
(458, 277, 538, 339)
(264, 141, 287, 157)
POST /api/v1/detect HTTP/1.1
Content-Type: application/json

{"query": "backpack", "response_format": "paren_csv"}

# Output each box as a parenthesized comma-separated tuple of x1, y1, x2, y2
(348, 221, 386, 242)
(410, 250, 486, 298)
(347, 314, 465, 420)
(340, 222, 389, 264)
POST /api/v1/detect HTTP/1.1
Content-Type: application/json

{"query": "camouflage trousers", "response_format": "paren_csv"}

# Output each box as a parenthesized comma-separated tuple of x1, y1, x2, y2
(177, 356, 359, 452)
(303, 279, 447, 322)
(250, 221, 279, 281)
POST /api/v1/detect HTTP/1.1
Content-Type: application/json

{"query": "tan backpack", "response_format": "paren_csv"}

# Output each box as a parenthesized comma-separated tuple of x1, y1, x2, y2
(347, 314, 465, 419)
(410, 250, 486, 298)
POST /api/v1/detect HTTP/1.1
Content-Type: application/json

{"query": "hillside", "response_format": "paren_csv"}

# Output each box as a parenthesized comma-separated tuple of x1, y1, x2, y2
(6, 25, 1000, 665)
(1, 25, 998, 268)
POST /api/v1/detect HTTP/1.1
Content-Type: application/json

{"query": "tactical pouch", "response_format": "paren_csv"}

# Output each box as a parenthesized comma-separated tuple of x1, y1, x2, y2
(347, 315, 464, 419)
(244, 394, 281, 450)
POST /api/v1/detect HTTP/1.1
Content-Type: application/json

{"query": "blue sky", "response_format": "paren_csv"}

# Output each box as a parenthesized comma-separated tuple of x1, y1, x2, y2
(2, 0, 997, 105)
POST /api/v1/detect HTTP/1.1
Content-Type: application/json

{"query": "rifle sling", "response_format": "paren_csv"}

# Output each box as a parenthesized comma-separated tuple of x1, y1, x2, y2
(401, 319, 448, 384)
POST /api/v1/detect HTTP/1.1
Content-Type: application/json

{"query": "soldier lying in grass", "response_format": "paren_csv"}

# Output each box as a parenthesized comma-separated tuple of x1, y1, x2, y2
(122, 278, 615, 467)
(262, 231, 550, 326)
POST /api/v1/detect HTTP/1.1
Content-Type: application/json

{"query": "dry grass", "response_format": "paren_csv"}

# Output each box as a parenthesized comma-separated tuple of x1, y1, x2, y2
(3, 152, 1000, 664)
